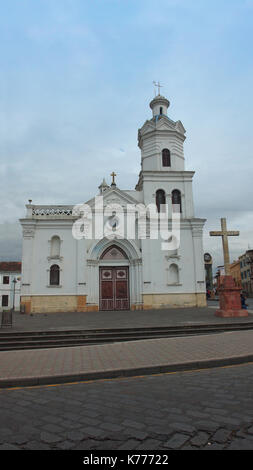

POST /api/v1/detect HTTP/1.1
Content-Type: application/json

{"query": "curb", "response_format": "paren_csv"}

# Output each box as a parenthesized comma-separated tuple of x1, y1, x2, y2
(1, 354, 253, 389)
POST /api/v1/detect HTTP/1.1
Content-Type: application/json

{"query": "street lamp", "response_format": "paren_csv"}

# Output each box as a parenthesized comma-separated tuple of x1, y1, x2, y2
(12, 277, 17, 311)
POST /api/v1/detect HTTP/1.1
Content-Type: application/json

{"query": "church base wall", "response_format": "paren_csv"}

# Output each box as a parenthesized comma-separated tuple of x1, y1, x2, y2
(131, 304, 144, 311)
(20, 295, 98, 314)
(21, 293, 206, 314)
(142, 293, 206, 309)
(20, 296, 32, 315)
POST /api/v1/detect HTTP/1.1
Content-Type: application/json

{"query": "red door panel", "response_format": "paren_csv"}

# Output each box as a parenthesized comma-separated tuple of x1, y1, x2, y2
(100, 267, 129, 310)
(101, 281, 113, 299)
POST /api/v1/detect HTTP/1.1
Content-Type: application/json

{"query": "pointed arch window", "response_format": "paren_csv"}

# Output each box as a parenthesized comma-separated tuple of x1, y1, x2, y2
(172, 189, 182, 213)
(50, 264, 60, 286)
(156, 189, 166, 213)
(162, 149, 171, 167)
(101, 245, 128, 260)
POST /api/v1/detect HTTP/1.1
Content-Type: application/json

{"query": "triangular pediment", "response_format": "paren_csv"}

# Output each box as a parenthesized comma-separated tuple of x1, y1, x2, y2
(175, 120, 186, 135)
(85, 186, 141, 209)
(155, 116, 176, 131)
(139, 119, 156, 135)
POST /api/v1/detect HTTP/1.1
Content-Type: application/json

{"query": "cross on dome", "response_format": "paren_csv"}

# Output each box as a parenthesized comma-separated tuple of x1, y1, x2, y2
(153, 81, 163, 96)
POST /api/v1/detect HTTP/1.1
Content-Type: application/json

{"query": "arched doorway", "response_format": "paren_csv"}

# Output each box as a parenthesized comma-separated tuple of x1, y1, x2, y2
(99, 245, 130, 311)
(86, 238, 142, 311)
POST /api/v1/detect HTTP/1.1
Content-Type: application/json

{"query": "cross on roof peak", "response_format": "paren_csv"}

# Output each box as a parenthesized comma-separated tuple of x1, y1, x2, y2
(110, 171, 116, 186)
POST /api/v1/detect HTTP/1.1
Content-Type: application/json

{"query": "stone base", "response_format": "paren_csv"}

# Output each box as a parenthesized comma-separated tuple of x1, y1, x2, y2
(142, 293, 207, 309)
(215, 309, 249, 318)
(21, 295, 91, 314)
(131, 304, 144, 311)
(216, 275, 248, 318)
(21, 292, 207, 313)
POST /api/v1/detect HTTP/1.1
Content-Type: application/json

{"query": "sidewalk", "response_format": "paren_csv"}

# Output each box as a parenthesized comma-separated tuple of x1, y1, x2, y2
(1, 327, 253, 389)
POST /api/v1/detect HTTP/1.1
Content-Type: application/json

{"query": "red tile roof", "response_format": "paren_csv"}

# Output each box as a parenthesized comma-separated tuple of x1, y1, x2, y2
(0, 262, 21, 273)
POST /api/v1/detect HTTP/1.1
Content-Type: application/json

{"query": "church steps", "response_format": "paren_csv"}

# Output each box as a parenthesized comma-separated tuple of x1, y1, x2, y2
(1, 322, 253, 350)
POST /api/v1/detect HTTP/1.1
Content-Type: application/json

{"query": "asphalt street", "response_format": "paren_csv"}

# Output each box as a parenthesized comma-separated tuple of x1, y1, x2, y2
(1, 362, 253, 450)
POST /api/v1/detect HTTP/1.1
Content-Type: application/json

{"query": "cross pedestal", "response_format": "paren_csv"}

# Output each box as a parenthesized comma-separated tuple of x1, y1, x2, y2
(210, 218, 248, 317)
(215, 275, 248, 317)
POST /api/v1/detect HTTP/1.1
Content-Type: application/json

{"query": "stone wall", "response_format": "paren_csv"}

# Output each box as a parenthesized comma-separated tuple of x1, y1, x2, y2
(142, 293, 206, 309)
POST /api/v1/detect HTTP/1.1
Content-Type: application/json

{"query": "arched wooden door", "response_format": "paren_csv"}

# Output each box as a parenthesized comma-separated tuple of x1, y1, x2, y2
(99, 266, 129, 311)
(99, 245, 130, 311)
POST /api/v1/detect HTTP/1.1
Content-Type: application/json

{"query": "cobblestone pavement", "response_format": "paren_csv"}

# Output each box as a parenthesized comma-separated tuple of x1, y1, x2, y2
(1, 363, 253, 450)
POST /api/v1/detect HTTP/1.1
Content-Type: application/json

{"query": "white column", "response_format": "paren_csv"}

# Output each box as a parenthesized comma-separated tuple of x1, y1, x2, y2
(136, 259, 143, 306)
(93, 263, 99, 306)
(191, 223, 206, 293)
(77, 238, 86, 296)
(21, 224, 36, 296)
(130, 261, 137, 306)
(86, 261, 92, 303)
(86, 260, 99, 305)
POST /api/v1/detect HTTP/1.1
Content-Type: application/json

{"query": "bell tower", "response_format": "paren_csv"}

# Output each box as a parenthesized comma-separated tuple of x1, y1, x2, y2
(136, 92, 194, 218)
(137, 93, 186, 174)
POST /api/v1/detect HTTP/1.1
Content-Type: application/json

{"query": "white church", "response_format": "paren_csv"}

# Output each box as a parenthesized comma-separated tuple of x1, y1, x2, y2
(20, 92, 206, 314)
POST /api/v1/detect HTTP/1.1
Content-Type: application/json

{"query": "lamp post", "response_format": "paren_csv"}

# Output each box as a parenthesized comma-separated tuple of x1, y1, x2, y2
(1, 278, 16, 328)
(12, 277, 17, 311)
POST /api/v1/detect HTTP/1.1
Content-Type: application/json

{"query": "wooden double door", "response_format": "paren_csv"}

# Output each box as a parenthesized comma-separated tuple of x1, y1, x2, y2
(99, 266, 130, 311)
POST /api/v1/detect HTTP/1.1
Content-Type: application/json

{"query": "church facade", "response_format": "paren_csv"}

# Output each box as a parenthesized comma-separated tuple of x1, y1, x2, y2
(20, 93, 206, 314)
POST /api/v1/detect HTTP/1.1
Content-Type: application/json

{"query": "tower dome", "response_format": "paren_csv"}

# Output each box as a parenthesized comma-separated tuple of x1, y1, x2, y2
(149, 95, 170, 118)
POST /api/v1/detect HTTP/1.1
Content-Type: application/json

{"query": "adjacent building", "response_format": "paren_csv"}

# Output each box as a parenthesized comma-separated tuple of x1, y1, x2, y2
(0, 262, 21, 311)
(229, 260, 241, 288)
(239, 250, 253, 295)
(214, 266, 225, 290)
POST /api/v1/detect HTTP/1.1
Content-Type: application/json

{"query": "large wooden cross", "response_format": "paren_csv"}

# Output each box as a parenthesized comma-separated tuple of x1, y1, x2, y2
(210, 218, 240, 275)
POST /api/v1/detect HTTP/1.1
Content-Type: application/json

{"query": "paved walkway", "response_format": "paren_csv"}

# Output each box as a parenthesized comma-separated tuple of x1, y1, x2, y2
(1, 304, 253, 388)
(4, 303, 253, 331)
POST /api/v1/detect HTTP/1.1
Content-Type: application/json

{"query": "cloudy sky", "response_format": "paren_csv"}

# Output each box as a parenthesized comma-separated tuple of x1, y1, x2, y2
(1, 0, 253, 271)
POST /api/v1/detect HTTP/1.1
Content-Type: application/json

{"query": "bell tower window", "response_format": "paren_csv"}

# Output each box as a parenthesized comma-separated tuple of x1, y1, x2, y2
(162, 149, 171, 167)
(172, 189, 182, 213)
(156, 189, 166, 213)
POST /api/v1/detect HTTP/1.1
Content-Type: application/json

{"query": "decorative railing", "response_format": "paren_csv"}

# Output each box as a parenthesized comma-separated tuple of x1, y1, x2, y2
(31, 206, 73, 217)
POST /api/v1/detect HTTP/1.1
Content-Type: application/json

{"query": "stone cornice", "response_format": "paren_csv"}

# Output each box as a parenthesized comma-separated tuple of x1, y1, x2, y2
(138, 122, 186, 148)
(139, 170, 195, 182)
(20, 218, 75, 229)
(190, 218, 206, 236)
